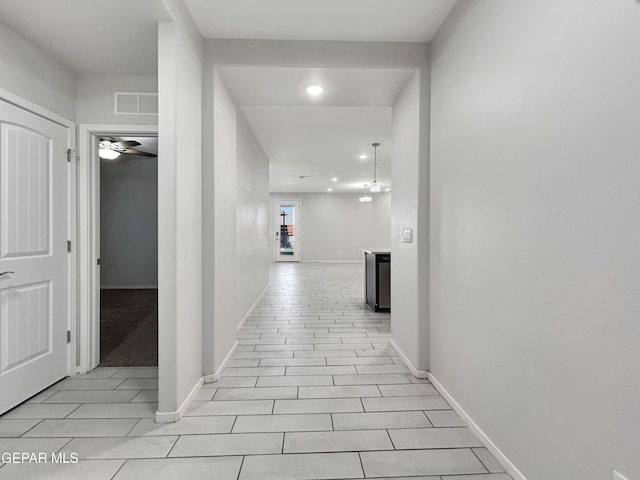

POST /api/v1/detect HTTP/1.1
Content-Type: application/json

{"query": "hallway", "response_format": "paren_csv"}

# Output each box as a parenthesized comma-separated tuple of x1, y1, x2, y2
(0, 263, 510, 479)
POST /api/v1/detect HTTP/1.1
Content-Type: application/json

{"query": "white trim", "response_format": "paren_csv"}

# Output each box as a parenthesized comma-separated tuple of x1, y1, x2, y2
(236, 283, 270, 332)
(389, 339, 428, 379)
(77, 124, 158, 374)
(101, 285, 158, 290)
(428, 372, 528, 480)
(0, 88, 73, 128)
(154, 376, 203, 424)
(203, 341, 238, 384)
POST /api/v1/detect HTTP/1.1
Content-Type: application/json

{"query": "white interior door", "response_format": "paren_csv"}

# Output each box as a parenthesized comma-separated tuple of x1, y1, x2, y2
(0, 99, 69, 414)
(275, 199, 301, 262)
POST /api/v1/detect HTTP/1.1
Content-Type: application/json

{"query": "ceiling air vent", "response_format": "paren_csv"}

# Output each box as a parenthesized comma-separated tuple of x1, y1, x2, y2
(114, 92, 158, 115)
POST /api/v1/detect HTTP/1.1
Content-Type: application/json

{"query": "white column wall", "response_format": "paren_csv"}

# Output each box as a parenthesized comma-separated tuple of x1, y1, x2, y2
(157, 0, 203, 420)
(390, 69, 430, 374)
(430, 1, 640, 479)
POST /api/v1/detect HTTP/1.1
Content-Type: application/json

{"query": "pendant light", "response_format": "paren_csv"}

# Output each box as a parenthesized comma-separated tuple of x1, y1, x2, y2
(358, 184, 372, 203)
(370, 142, 381, 192)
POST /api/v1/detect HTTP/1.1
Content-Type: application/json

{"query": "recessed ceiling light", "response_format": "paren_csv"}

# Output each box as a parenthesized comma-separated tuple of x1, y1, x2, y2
(331, 177, 338, 182)
(359, 154, 368, 159)
(385, 188, 391, 192)
(327, 188, 332, 192)
(306, 85, 325, 96)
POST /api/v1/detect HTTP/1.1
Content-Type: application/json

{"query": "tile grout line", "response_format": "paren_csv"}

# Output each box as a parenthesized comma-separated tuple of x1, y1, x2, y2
(108, 457, 128, 480)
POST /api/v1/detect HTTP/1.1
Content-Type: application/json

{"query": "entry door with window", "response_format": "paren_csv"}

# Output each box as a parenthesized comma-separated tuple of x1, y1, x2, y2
(275, 200, 301, 262)
(0, 99, 69, 414)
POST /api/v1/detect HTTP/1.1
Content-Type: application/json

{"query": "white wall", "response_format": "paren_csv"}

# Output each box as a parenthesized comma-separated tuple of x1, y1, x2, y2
(100, 155, 158, 288)
(268, 192, 391, 262)
(157, 0, 203, 419)
(76, 74, 158, 124)
(211, 69, 238, 370)
(430, 1, 640, 479)
(236, 111, 270, 316)
(390, 69, 430, 373)
(202, 69, 270, 374)
(0, 20, 75, 120)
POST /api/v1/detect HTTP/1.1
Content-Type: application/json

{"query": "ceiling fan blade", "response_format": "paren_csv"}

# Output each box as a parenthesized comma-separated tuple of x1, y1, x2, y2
(113, 140, 141, 148)
(121, 148, 157, 157)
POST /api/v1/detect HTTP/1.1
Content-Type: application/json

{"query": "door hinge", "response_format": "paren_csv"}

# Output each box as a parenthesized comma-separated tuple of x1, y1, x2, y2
(67, 148, 76, 163)
(67, 240, 72, 253)
(97, 258, 101, 266)
(67, 330, 71, 343)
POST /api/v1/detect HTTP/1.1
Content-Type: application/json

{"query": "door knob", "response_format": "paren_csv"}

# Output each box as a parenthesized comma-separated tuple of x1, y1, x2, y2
(0, 271, 14, 277)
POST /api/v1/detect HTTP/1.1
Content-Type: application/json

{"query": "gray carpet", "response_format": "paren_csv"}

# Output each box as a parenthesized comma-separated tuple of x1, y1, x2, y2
(100, 289, 158, 367)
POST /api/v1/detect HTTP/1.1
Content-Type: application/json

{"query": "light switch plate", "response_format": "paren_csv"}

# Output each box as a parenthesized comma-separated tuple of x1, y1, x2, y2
(401, 228, 413, 243)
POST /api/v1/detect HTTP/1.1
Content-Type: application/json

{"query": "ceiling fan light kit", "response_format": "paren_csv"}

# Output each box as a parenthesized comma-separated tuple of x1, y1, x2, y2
(98, 147, 121, 160)
(98, 137, 157, 160)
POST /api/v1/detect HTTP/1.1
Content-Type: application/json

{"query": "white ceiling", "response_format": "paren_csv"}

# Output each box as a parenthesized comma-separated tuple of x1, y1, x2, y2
(217, 66, 416, 107)
(217, 66, 409, 192)
(0, 0, 457, 192)
(242, 106, 391, 193)
(184, 0, 457, 43)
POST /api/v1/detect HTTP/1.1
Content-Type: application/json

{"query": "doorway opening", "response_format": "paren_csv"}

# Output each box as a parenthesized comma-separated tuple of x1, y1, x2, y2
(76, 124, 158, 374)
(98, 136, 158, 367)
(274, 199, 301, 261)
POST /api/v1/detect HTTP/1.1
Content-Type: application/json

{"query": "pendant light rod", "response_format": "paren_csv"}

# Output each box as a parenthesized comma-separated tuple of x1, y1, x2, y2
(370, 142, 381, 192)
(372, 142, 379, 183)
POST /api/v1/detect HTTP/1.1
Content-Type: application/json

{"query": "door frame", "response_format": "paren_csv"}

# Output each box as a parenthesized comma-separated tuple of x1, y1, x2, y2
(274, 198, 301, 262)
(76, 124, 158, 373)
(0, 88, 76, 376)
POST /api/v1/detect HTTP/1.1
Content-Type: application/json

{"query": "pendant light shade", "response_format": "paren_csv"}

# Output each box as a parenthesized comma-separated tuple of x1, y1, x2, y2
(370, 142, 380, 192)
(358, 184, 372, 203)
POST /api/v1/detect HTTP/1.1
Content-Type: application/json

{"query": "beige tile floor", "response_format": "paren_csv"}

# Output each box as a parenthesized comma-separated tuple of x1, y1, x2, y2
(0, 262, 512, 480)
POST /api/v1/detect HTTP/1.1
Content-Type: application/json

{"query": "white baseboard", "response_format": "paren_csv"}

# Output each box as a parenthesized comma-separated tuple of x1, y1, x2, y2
(389, 339, 429, 379)
(101, 285, 158, 290)
(154, 375, 203, 424)
(302, 260, 364, 264)
(203, 340, 238, 384)
(428, 372, 527, 480)
(237, 282, 270, 332)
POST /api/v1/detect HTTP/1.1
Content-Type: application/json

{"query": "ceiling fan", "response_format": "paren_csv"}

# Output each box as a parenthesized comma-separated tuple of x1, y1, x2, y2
(99, 137, 157, 160)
